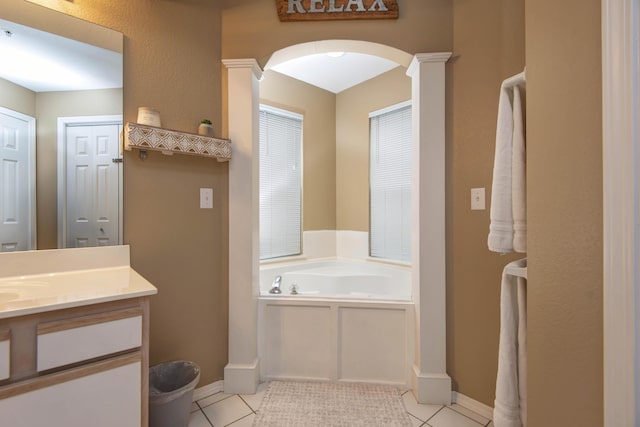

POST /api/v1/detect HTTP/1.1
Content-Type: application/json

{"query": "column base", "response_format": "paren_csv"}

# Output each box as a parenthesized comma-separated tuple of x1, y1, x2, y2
(224, 359, 259, 394)
(412, 365, 452, 404)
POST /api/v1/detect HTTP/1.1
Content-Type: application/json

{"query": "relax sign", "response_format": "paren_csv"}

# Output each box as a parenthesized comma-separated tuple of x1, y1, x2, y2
(276, 0, 399, 21)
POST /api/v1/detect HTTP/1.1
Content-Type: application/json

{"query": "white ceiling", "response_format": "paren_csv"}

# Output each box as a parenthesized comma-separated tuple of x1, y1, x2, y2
(270, 52, 401, 94)
(0, 18, 122, 92)
(0, 18, 392, 95)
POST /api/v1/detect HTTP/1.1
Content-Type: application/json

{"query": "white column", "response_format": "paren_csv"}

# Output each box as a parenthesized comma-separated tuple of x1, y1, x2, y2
(223, 59, 262, 394)
(407, 52, 452, 404)
(602, 0, 640, 425)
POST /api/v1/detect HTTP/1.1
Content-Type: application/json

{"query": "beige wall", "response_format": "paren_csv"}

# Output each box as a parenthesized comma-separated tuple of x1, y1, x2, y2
(3, 1, 607, 421)
(222, 0, 453, 66)
(0, 78, 36, 115)
(336, 66, 410, 232)
(35, 89, 122, 249)
(449, 0, 525, 405)
(3, 0, 228, 386)
(260, 67, 411, 234)
(260, 70, 337, 231)
(526, 0, 603, 425)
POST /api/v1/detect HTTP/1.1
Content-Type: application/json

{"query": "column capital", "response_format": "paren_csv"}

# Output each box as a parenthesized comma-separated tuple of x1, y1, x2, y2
(222, 58, 263, 80)
(406, 52, 452, 77)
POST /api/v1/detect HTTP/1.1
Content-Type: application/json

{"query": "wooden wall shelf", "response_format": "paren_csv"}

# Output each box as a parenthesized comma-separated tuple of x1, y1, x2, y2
(124, 122, 231, 161)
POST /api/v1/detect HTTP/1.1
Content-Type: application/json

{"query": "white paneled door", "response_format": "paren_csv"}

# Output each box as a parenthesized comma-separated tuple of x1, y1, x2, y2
(65, 123, 121, 248)
(0, 108, 35, 252)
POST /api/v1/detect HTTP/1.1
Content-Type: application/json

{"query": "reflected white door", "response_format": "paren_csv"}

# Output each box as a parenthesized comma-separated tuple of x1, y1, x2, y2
(0, 109, 35, 252)
(65, 124, 121, 248)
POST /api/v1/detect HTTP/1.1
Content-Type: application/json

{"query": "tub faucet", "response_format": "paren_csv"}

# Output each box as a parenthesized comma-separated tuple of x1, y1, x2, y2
(269, 275, 282, 294)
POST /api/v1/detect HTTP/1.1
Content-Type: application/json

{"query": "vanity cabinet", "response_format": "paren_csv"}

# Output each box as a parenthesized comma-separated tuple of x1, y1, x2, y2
(0, 246, 157, 427)
(0, 295, 152, 427)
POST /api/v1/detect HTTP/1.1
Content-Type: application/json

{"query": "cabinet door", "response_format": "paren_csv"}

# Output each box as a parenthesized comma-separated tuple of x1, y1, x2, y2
(0, 354, 141, 427)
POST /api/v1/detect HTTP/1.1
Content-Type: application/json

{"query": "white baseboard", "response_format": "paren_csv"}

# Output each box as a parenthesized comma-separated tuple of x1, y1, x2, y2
(192, 380, 224, 402)
(451, 391, 494, 420)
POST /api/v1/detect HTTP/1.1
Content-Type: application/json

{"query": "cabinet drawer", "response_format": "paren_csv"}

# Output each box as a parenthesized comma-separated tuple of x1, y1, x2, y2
(0, 330, 9, 381)
(37, 308, 142, 372)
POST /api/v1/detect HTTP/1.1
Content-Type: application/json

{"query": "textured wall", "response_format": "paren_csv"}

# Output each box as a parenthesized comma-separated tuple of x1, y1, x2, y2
(260, 70, 337, 231)
(448, 0, 525, 405)
(0, 78, 35, 115)
(3, 0, 228, 386)
(3, 3, 606, 421)
(336, 67, 411, 232)
(260, 67, 411, 234)
(525, 0, 603, 424)
(222, 0, 453, 66)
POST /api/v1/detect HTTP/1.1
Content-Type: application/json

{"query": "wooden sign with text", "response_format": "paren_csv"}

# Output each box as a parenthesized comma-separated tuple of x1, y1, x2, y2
(276, 0, 399, 22)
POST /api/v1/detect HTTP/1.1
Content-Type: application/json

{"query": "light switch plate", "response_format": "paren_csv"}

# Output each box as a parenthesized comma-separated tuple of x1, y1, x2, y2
(471, 187, 485, 210)
(200, 188, 213, 209)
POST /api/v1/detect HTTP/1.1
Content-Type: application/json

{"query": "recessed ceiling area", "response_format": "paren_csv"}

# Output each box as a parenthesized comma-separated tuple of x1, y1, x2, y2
(0, 18, 122, 92)
(270, 52, 401, 94)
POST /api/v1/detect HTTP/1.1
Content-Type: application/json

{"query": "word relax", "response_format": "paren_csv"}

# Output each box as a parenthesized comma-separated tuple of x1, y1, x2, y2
(287, 0, 390, 14)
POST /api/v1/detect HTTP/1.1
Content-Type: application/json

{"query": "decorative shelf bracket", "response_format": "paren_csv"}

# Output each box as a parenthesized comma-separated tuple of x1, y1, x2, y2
(124, 122, 231, 161)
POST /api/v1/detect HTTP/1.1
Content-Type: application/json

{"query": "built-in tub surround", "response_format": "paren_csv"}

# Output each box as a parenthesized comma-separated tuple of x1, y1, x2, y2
(225, 48, 451, 404)
(259, 258, 413, 386)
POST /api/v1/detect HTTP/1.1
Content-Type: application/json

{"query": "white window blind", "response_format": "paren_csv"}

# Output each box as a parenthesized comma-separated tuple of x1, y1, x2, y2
(259, 105, 302, 260)
(369, 101, 412, 262)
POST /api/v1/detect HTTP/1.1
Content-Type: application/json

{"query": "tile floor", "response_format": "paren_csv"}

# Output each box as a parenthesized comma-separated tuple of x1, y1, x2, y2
(188, 383, 494, 427)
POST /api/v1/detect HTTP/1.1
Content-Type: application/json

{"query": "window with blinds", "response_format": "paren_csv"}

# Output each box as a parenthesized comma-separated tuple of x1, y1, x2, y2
(369, 101, 412, 263)
(259, 105, 303, 260)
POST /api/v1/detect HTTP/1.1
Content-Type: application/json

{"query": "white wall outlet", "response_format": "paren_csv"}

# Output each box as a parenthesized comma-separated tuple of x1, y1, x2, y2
(200, 188, 213, 209)
(471, 187, 486, 210)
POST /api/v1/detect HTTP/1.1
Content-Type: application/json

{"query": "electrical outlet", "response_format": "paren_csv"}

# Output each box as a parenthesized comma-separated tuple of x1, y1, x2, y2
(200, 188, 213, 209)
(471, 187, 485, 210)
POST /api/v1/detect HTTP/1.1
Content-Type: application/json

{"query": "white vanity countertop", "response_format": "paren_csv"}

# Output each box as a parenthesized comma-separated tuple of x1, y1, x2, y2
(0, 246, 157, 319)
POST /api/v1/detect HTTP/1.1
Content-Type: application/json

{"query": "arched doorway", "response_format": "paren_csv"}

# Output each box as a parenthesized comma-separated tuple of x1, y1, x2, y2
(223, 41, 451, 404)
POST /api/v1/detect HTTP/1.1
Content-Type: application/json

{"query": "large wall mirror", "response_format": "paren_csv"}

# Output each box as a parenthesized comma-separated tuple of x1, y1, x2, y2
(0, 3, 123, 252)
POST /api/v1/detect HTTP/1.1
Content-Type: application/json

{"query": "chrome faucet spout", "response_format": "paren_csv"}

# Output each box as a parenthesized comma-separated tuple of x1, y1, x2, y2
(269, 275, 282, 294)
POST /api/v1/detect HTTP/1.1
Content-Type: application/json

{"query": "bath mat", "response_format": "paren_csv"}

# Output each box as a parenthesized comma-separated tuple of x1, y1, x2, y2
(252, 381, 413, 427)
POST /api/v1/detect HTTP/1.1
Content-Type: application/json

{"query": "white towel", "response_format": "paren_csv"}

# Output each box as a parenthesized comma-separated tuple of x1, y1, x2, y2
(493, 258, 527, 427)
(511, 87, 527, 253)
(488, 84, 526, 253)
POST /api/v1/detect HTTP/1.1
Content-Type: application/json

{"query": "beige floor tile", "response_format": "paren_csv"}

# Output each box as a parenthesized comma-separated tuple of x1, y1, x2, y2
(201, 395, 253, 427)
(449, 403, 490, 425)
(188, 410, 212, 427)
(239, 382, 268, 411)
(402, 390, 443, 422)
(428, 407, 484, 427)
(409, 413, 426, 426)
(197, 391, 235, 408)
(228, 413, 256, 426)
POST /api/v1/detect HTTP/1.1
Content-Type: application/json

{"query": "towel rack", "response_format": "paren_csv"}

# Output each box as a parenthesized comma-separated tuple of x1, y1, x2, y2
(501, 69, 526, 89)
(505, 258, 527, 279)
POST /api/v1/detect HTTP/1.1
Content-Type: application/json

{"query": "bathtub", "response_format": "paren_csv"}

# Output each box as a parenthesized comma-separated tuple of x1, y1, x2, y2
(259, 259, 411, 300)
(258, 259, 414, 387)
